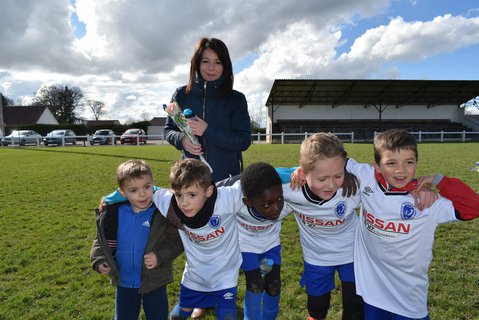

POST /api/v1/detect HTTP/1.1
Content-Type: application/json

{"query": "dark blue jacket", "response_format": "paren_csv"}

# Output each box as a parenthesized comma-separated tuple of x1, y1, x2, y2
(164, 76, 251, 182)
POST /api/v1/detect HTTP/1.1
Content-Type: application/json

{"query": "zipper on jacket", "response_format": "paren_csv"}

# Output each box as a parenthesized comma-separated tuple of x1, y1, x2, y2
(202, 81, 208, 160)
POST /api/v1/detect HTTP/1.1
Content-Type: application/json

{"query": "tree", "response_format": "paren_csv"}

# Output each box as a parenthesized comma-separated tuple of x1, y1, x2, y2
(1, 93, 14, 106)
(86, 99, 106, 120)
(34, 84, 84, 124)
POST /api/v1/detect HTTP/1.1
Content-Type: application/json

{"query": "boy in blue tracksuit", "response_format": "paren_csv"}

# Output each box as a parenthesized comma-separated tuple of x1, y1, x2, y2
(90, 159, 183, 320)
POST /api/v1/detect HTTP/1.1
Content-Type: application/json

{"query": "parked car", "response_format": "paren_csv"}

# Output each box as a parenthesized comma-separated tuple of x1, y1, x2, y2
(43, 129, 77, 146)
(90, 129, 116, 145)
(120, 128, 147, 145)
(2, 130, 42, 146)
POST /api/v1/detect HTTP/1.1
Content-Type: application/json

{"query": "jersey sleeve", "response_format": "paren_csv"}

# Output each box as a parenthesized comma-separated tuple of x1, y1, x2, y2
(103, 189, 126, 204)
(152, 189, 173, 217)
(218, 180, 244, 215)
(275, 167, 299, 184)
(436, 176, 479, 221)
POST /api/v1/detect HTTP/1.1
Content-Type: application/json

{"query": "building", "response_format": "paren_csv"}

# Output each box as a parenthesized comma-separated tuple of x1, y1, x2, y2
(2, 106, 58, 131)
(265, 79, 479, 142)
(147, 117, 167, 139)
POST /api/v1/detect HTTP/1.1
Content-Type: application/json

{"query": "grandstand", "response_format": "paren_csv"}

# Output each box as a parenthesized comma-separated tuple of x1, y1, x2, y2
(265, 79, 479, 142)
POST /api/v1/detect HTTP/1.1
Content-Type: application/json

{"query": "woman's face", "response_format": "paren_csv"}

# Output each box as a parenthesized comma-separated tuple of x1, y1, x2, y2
(199, 48, 223, 82)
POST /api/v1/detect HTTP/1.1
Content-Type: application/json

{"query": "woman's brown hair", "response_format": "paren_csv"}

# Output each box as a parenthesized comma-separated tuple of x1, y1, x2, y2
(186, 37, 234, 98)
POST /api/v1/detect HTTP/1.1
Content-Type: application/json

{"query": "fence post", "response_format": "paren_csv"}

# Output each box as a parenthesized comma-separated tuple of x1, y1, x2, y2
(351, 132, 354, 144)
(257, 132, 260, 143)
(462, 131, 466, 142)
(418, 131, 422, 143)
(440, 131, 444, 142)
(281, 132, 284, 145)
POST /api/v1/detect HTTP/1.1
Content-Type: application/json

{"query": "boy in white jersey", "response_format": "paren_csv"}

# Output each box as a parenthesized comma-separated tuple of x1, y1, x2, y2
(282, 133, 364, 320)
(183, 162, 291, 320)
(346, 129, 479, 320)
(161, 158, 244, 320)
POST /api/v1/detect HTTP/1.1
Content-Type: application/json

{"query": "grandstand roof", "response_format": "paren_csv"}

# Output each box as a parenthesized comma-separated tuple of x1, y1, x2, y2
(265, 79, 479, 108)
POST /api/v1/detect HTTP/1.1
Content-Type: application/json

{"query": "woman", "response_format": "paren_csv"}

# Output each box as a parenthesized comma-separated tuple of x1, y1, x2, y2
(164, 37, 251, 182)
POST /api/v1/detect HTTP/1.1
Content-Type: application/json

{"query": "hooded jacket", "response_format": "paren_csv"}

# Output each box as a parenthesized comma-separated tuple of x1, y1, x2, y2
(164, 76, 251, 182)
(90, 201, 184, 293)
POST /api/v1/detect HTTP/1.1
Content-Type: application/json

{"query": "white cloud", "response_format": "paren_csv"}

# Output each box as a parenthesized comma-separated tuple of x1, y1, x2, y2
(341, 15, 479, 62)
(0, 0, 478, 124)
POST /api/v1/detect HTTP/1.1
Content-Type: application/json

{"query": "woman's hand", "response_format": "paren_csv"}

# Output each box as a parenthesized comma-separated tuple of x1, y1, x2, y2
(181, 136, 203, 155)
(187, 116, 208, 136)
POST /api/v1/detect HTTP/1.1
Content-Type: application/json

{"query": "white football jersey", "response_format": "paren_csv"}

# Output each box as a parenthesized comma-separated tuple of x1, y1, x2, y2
(236, 203, 291, 254)
(347, 158, 458, 318)
(153, 184, 243, 292)
(282, 183, 361, 266)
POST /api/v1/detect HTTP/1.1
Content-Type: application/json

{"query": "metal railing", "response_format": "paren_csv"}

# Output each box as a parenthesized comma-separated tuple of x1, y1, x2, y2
(2, 131, 479, 147)
(251, 131, 479, 144)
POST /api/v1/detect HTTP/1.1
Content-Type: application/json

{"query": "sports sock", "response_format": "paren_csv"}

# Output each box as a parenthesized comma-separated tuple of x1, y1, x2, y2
(262, 291, 280, 320)
(244, 290, 262, 320)
(169, 304, 192, 320)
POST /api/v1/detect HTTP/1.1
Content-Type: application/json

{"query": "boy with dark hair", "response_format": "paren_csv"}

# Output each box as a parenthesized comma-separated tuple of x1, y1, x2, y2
(347, 128, 479, 319)
(178, 162, 290, 320)
(90, 159, 184, 320)
(156, 158, 244, 320)
(236, 162, 289, 320)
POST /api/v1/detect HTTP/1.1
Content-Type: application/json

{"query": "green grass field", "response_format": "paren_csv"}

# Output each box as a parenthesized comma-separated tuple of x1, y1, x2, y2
(0, 143, 478, 319)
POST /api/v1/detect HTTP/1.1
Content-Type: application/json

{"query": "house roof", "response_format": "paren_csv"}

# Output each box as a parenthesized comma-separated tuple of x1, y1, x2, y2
(3, 105, 51, 126)
(84, 120, 121, 126)
(149, 117, 166, 126)
(265, 79, 479, 108)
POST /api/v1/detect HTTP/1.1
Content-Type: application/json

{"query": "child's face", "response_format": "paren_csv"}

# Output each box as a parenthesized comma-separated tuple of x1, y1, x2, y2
(300, 155, 345, 200)
(174, 183, 214, 218)
(375, 148, 417, 188)
(243, 184, 284, 220)
(119, 174, 154, 213)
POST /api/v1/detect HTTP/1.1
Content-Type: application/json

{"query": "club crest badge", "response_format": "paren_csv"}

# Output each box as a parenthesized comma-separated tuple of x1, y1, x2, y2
(400, 202, 416, 220)
(209, 215, 221, 229)
(334, 201, 347, 219)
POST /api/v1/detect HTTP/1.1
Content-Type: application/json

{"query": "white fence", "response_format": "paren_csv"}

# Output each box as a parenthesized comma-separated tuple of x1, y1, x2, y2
(251, 131, 479, 144)
(2, 131, 479, 147)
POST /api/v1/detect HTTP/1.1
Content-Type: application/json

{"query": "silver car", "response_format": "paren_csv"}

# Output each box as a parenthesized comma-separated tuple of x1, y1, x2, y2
(2, 130, 42, 146)
(43, 129, 77, 146)
(90, 129, 116, 145)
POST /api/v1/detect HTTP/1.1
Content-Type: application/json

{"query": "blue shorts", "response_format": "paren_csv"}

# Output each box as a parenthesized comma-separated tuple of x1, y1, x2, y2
(364, 302, 430, 320)
(178, 284, 237, 310)
(241, 245, 281, 272)
(300, 261, 355, 296)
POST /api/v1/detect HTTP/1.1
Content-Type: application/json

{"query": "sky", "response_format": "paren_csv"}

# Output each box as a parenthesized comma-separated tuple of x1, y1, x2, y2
(1, 0, 479, 125)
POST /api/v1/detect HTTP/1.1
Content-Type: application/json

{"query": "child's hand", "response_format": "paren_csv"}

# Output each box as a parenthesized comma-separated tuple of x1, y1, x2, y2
(411, 182, 438, 211)
(144, 252, 158, 269)
(98, 262, 111, 275)
(98, 198, 108, 213)
(416, 175, 434, 191)
(290, 168, 305, 190)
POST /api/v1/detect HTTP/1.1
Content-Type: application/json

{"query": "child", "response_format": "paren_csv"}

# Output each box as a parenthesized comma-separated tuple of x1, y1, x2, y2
(281, 133, 364, 320)
(90, 159, 184, 320)
(155, 158, 244, 320)
(233, 162, 291, 320)
(142, 162, 290, 320)
(346, 129, 479, 319)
